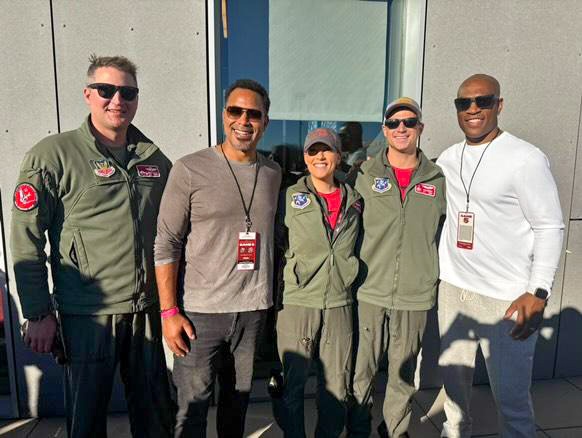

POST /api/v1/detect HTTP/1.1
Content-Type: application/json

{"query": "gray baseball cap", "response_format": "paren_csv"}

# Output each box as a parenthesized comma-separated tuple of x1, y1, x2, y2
(303, 128, 341, 153)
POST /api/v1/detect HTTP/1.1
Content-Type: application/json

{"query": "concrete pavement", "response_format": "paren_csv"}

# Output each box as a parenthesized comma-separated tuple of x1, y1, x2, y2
(1, 377, 582, 437)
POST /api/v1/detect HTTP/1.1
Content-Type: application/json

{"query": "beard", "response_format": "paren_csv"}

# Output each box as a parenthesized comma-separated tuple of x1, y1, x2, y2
(230, 140, 255, 152)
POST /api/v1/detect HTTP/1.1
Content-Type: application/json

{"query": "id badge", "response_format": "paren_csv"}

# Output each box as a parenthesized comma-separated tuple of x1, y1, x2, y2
(457, 212, 475, 250)
(237, 232, 258, 271)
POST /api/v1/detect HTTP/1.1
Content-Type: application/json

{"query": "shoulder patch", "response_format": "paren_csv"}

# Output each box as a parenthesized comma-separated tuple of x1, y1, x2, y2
(372, 177, 391, 193)
(14, 183, 39, 211)
(136, 164, 161, 178)
(414, 183, 436, 197)
(291, 193, 311, 209)
(90, 159, 116, 178)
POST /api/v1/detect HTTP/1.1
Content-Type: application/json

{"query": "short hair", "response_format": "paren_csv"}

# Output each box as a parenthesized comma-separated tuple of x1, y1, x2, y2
(87, 54, 138, 83)
(342, 122, 363, 142)
(225, 79, 270, 114)
(458, 74, 501, 97)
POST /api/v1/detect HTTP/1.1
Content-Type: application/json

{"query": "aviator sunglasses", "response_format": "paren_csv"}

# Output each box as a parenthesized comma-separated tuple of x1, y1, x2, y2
(225, 106, 263, 121)
(87, 83, 139, 101)
(384, 117, 419, 130)
(454, 94, 499, 112)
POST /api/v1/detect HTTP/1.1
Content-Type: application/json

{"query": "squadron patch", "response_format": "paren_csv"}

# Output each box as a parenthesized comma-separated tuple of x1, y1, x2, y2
(91, 159, 116, 178)
(291, 193, 311, 209)
(372, 177, 391, 193)
(136, 165, 161, 178)
(415, 183, 436, 197)
(14, 183, 39, 211)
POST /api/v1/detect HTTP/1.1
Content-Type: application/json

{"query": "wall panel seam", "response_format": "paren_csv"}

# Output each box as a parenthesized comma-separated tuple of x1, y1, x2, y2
(49, 0, 61, 133)
(568, 94, 582, 221)
(552, 95, 582, 376)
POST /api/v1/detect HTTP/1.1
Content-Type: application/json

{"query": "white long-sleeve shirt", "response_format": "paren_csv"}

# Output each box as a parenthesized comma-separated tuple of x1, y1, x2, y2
(437, 131, 564, 301)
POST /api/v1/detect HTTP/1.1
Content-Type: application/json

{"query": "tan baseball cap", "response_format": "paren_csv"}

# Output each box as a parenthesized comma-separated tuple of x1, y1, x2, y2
(383, 97, 422, 122)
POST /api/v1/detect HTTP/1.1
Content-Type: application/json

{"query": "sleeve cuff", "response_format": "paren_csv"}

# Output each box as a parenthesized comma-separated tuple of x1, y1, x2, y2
(155, 258, 177, 266)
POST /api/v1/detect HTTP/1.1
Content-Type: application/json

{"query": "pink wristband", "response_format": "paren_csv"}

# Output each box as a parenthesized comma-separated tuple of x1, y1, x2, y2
(161, 306, 179, 319)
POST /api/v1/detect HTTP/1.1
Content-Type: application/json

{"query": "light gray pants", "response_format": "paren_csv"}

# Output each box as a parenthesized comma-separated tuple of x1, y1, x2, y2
(438, 281, 538, 438)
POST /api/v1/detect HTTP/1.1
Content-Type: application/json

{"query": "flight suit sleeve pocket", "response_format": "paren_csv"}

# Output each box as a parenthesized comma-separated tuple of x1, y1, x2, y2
(71, 228, 92, 281)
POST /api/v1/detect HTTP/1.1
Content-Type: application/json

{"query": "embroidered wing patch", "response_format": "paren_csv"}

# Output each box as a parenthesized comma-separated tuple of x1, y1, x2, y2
(91, 159, 116, 178)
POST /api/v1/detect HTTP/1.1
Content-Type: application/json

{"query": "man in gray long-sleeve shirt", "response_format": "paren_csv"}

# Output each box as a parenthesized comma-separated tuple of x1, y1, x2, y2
(154, 79, 281, 438)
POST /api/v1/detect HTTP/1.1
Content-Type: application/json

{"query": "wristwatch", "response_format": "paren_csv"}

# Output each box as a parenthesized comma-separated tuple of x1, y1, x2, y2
(534, 288, 549, 301)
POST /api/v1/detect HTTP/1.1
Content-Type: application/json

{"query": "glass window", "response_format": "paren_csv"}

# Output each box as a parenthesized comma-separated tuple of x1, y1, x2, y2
(213, 0, 426, 375)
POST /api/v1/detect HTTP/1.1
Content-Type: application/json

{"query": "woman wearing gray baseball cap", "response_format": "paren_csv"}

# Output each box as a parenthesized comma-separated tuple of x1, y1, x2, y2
(275, 127, 362, 437)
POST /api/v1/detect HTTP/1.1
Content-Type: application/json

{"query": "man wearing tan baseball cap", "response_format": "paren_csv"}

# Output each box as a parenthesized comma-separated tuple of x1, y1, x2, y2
(348, 97, 446, 438)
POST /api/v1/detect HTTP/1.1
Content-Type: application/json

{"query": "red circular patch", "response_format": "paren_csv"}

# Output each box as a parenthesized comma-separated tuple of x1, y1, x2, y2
(14, 183, 39, 211)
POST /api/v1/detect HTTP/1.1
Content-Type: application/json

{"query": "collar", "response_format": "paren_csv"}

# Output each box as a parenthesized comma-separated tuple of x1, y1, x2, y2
(368, 147, 440, 181)
(80, 115, 159, 164)
(295, 175, 361, 206)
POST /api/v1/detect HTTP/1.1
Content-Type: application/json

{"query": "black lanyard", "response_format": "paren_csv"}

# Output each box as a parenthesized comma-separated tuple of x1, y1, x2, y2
(459, 132, 499, 212)
(220, 144, 260, 232)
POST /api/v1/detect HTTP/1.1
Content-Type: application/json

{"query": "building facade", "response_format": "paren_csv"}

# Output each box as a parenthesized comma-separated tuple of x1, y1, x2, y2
(0, 0, 580, 417)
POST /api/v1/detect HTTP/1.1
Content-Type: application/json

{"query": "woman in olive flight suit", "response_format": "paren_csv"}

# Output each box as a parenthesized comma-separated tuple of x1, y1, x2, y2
(276, 127, 362, 438)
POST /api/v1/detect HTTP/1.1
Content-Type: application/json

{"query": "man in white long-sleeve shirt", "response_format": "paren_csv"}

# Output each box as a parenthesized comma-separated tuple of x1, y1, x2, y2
(436, 74, 564, 438)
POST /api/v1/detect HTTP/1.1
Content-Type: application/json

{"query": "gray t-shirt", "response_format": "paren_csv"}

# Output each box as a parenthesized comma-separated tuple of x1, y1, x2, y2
(154, 147, 282, 313)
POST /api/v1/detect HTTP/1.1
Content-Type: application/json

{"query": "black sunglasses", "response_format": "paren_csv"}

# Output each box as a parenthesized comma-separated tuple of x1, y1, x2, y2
(454, 94, 499, 112)
(225, 106, 263, 121)
(87, 83, 139, 101)
(306, 144, 334, 156)
(384, 117, 419, 130)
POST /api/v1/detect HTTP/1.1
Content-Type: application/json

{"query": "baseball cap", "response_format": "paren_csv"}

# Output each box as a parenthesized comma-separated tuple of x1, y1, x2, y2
(383, 97, 422, 122)
(303, 128, 341, 154)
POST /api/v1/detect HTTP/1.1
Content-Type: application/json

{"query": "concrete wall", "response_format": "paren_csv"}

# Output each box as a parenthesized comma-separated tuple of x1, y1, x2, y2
(0, 0, 209, 416)
(421, 0, 582, 383)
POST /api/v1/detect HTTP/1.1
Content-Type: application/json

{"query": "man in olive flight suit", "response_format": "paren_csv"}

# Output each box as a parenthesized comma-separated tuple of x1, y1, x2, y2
(348, 98, 446, 438)
(10, 55, 174, 437)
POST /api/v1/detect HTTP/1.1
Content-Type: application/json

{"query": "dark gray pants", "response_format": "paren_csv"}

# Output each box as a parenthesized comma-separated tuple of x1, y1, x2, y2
(348, 302, 427, 438)
(61, 310, 175, 438)
(172, 310, 267, 438)
(276, 304, 353, 438)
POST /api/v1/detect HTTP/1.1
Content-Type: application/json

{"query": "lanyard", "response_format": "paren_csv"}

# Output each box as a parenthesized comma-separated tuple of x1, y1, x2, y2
(220, 144, 260, 232)
(459, 132, 499, 212)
